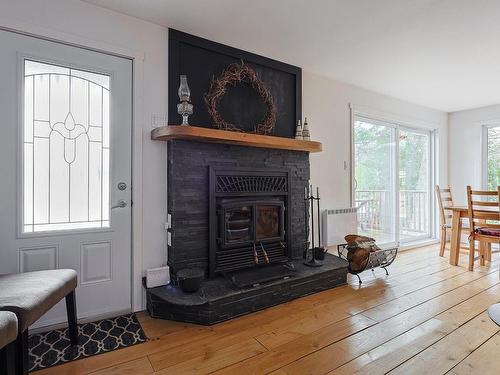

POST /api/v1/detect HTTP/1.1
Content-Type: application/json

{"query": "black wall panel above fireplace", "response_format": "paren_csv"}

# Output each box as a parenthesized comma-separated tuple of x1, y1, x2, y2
(168, 29, 302, 138)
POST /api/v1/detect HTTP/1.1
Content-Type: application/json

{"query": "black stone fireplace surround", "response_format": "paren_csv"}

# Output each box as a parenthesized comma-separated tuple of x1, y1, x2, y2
(166, 139, 310, 278)
(145, 139, 348, 325)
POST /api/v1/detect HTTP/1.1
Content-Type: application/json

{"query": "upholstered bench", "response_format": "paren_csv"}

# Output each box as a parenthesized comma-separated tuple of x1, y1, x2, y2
(0, 270, 78, 375)
(0, 311, 18, 375)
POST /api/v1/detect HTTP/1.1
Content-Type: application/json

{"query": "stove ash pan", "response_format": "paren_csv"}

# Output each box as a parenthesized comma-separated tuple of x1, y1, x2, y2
(209, 168, 292, 277)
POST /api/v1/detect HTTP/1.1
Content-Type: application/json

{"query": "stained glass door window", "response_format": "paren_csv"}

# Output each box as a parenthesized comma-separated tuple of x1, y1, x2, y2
(23, 60, 110, 233)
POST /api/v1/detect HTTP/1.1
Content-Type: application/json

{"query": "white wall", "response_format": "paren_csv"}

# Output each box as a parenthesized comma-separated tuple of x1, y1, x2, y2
(0, 0, 448, 311)
(448, 104, 500, 204)
(304, 72, 448, 210)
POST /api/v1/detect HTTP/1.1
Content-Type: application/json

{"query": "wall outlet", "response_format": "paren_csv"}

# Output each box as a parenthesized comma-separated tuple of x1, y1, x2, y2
(165, 214, 172, 230)
(146, 266, 170, 288)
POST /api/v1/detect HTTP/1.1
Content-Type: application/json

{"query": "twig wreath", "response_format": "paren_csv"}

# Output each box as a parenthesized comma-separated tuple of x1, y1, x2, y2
(205, 62, 276, 135)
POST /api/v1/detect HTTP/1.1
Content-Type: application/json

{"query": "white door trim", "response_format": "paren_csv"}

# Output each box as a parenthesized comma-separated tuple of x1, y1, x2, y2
(0, 20, 146, 312)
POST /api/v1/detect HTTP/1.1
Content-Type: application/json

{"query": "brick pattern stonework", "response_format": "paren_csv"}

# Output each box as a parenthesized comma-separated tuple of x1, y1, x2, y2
(167, 139, 310, 276)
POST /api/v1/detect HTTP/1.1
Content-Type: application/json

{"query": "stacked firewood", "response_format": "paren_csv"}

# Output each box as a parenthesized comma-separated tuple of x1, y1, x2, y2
(344, 235, 381, 273)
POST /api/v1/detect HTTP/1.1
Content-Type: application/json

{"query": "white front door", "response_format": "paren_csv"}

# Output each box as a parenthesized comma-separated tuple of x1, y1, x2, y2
(0, 30, 133, 328)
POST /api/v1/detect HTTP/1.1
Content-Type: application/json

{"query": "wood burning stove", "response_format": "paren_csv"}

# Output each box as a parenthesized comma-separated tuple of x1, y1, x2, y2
(209, 168, 291, 277)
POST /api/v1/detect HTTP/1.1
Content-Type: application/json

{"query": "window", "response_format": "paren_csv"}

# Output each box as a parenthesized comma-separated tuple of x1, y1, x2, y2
(23, 60, 110, 233)
(353, 114, 433, 245)
(483, 125, 500, 190)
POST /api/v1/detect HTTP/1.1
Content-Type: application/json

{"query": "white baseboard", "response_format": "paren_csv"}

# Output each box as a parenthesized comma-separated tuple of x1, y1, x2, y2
(29, 307, 133, 334)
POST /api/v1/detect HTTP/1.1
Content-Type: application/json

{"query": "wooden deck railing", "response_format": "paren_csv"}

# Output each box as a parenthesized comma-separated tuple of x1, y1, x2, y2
(355, 189, 429, 235)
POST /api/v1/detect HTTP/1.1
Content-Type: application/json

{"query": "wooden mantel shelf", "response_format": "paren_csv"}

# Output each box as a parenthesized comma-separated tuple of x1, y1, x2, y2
(151, 125, 322, 153)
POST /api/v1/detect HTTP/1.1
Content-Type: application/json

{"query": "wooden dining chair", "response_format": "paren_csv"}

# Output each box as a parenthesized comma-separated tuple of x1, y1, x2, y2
(466, 186, 500, 271)
(435, 186, 468, 257)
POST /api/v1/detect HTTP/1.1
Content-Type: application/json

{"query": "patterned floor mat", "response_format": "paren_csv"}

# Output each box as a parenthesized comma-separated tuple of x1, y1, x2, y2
(29, 313, 148, 372)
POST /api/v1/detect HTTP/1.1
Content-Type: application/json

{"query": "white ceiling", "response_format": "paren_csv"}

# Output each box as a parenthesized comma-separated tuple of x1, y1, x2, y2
(83, 0, 500, 112)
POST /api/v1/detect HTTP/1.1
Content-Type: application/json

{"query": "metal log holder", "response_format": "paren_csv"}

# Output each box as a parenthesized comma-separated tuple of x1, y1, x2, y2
(303, 185, 324, 267)
(337, 243, 398, 284)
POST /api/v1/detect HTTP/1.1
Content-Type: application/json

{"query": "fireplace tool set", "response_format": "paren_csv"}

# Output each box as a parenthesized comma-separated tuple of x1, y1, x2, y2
(303, 185, 326, 267)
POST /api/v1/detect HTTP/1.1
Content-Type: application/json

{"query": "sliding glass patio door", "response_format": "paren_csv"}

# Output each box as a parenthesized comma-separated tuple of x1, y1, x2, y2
(353, 117, 397, 244)
(483, 125, 500, 190)
(353, 115, 432, 246)
(398, 128, 431, 242)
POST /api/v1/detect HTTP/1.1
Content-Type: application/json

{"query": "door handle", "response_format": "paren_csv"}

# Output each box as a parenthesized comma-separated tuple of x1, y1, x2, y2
(111, 200, 127, 209)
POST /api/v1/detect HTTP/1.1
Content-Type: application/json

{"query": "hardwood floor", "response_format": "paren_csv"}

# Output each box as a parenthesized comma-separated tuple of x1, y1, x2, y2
(37, 244, 500, 375)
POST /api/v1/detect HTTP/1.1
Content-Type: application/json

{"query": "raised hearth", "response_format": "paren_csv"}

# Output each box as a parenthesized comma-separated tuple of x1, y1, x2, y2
(142, 135, 349, 325)
(146, 253, 348, 325)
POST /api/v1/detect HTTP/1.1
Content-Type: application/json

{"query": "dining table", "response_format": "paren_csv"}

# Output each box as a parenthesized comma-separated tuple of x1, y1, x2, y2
(449, 206, 500, 265)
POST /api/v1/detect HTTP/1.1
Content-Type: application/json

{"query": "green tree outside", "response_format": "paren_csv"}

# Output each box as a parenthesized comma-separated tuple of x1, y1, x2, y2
(487, 126, 500, 190)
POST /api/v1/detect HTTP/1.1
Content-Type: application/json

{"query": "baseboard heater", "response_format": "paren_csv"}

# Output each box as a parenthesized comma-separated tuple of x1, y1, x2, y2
(322, 207, 358, 248)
